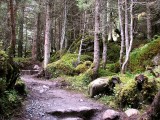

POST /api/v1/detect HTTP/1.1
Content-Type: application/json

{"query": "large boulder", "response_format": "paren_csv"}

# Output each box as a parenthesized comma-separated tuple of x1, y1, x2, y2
(88, 76, 121, 98)
(102, 109, 120, 120)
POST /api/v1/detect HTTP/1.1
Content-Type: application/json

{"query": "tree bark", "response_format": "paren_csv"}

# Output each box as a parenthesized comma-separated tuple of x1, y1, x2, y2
(101, 0, 107, 69)
(44, 0, 51, 69)
(121, 0, 134, 74)
(146, 0, 152, 40)
(93, 0, 100, 78)
(18, 6, 24, 57)
(9, 0, 16, 57)
(60, 0, 67, 53)
(118, 0, 125, 68)
(77, 10, 87, 64)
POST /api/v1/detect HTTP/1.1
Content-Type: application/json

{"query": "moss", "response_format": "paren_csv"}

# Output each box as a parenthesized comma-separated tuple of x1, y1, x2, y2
(75, 61, 92, 74)
(47, 53, 92, 77)
(69, 35, 94, 53)
(107, 62, 120, 73)
(107, 42, 120, 63)
(0, 50, 8, 77)
(114, 75, 158, 108)
(129, 37, 160, 72)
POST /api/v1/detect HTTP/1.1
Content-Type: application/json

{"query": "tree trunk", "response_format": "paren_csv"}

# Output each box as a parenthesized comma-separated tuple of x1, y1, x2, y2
(60, 0, 67, 53)
(146, 90, 160, 119)
(9, 0, 16, 57)
(77, 10, 87, 64)
(146, 1, 152, 40)
(93, 0, 100, 78)
(44, 0, 51, 69)
(18, 6, 24, 57)
(118, 0, 125, 68)
(121, 0, 134, 74)
(101, 0, 107, 69)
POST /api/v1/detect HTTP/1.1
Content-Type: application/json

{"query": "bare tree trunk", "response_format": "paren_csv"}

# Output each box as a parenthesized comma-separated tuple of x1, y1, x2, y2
(93, 0, 100, 78)
(32, 15, 38, 61)
(101, 0, 108, 69)
(118, 0, 125, 68)
(121, 0, 134, 74)
(146, 0, 152, 40)
(77, 10, 87, 64)
(60, 0, 67, 53)
(9, 0, 16, 57)
(44, 0, 51, 69)
(124, 0, 129, 54)
(18, 6, 24, 57)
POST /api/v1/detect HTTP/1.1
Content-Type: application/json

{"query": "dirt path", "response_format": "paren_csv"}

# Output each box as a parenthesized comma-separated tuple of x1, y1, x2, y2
(12, 75, 108, 120)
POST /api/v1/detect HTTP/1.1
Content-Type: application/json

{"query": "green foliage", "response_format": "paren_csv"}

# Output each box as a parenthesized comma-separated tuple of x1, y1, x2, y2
(13, 57, 32, 69)
(69, 35, 94, 53)
(47, 53, 92, 77)
(0, 50, 8, 77)
(107, 42, 120, 63)
(0, 90, 22, 117)
(76, 0, 93, 10)
(75, 61, 92, 73)
(129, 37, 160, 72)
(107, 62, 120, 73)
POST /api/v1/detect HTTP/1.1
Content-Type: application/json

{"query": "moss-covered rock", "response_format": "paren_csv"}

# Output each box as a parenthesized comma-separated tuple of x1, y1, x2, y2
(114, 77, 158, 108)
(75, 61, 92, 74)
(129, 37, 160, 72)
(47, 53, 92, 77)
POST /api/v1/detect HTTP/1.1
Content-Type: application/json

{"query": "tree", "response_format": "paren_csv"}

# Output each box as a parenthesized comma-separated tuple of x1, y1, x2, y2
(121, 0, 134, 74)
(60, 0, 67, 54)
(101, 0, 108, 69)
(93, 0, 100, 78)
(9, 0, 16, 57)
(18, 5, 25, 57)
(118, 0, 125, 68)
(44, 0, 52, 69)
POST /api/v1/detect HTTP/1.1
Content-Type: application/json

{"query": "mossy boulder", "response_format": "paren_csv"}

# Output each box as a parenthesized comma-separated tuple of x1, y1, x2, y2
(75, 61, 92, 74)
(129, 37, 160, 72)
(114, 77, 158, 108)
(47, 54, 92, 77)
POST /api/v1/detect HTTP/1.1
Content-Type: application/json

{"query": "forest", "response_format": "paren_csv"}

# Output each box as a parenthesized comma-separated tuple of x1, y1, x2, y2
(0, 0, 160, 120)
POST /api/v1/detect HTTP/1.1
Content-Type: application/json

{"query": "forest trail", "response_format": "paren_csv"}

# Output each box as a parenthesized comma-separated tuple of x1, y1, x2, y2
(12, 75, 107, 120)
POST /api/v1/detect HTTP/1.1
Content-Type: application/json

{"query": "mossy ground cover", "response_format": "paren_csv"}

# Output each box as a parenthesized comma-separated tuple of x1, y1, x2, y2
(129, 36, 160, 72)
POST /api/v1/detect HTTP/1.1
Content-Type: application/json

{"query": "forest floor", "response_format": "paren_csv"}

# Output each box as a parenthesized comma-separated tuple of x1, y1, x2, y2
(12, 75, 109, 120)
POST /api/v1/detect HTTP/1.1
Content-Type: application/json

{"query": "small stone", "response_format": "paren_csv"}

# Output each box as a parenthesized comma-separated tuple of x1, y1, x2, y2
(125, 108, 140, 117)
(102, 109, 120, 120)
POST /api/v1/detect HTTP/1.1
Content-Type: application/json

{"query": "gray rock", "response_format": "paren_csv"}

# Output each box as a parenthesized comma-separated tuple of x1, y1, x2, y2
(125, 108, 140, 117)
(152, 53, 160, 66)
(61, 117, 83, 120)
(102, 109, 120, 120)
